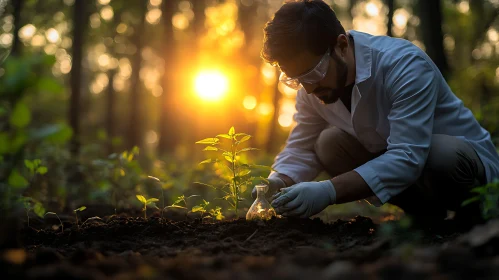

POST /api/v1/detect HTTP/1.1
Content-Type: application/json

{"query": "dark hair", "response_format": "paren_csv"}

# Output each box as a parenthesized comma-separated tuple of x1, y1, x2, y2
(261, 0, 345, 66)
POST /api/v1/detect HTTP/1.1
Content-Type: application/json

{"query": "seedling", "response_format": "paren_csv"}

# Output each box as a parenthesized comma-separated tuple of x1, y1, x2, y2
(44, 212, 63, 234)
(24, 159, 48, 178)
(136, 195, 159, 220)
(209, 206, 225, 221)
(196, 126, 272, 216)
(22, 197, 45, 228)
(80, 216, 104, 228)
(191, 199, 210, 218)
(146, 175, 174, 220)
(73, 206, 86, 230)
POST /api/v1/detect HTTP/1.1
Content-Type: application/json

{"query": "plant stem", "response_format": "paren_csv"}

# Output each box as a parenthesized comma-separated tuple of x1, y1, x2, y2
(232, 137, 238, 216)
(75, 212, 79, 230)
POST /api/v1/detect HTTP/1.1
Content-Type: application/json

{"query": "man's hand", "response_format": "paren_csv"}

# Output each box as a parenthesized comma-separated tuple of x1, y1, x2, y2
(270, 180, 337, 218)
(252, 177, 286, 199)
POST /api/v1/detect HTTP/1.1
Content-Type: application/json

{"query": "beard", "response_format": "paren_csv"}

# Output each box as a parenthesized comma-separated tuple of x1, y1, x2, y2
(313, 54, 349, 105)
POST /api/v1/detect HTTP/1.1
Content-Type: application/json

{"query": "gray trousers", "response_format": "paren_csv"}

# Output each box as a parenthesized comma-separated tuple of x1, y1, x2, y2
(315, 127, 486, 221)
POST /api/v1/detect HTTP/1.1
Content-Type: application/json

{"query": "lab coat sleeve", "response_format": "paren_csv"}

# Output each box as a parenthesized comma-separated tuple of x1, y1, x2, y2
(269, 89, 329, 184)
(354, 52, 439, 204)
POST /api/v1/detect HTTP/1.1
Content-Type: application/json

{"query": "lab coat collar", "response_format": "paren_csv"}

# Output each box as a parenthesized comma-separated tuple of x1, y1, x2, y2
(348, 30, 372, 86)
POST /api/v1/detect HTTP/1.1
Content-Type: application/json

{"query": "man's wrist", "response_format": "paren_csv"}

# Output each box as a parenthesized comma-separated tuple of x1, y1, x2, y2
(275, 173, 295, 188)
(320, 179, 337, 205)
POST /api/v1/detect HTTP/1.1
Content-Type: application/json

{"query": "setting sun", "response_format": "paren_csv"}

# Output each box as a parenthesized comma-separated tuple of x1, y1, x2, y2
(194, 70, 229, 101)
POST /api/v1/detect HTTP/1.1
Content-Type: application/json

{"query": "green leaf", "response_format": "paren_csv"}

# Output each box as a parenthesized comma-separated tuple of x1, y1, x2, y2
(238, 170, 251, 177)
(238, 147, 258, 153)
(196, 138, 219, 145)
(10, 102, 31, 128)
(166, 205, 188, 209)
(201, 199, 210, 207)
(224, 156, 233, 163)
(24, 160, 34, 171)
(199, 159, 213, 165)
(36, 77, 63, 94)
(238, 135, 251, 143)
(74, 206, 86, 212)
(191, 205, 204, 212)
(33, 202, 46, 218)
(462, 196, 480, 206)
(136, 195, 147, 204)
(228, 126, 235, 136)
(216, 134, 232, 139)
(41, 125, 73, 144)
(203, 146, 218, 151)
(146, 198, 159, 204)
(194, 182, 218, 190)
(36, 166, 48, 175)
(0, 133, 8, 154)
(186, 195, 201, 200)
(173, 195, 185, 205)
(235, 133, 250, 137)
(8, 169, 29, 188)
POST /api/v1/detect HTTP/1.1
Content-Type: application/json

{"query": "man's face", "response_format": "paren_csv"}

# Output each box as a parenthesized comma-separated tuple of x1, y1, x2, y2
(280, 47, 349, 104)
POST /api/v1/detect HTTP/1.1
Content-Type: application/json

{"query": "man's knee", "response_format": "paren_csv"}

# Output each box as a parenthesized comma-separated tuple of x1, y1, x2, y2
(426, 134, 484, 184)
(314, 127, 377, 177)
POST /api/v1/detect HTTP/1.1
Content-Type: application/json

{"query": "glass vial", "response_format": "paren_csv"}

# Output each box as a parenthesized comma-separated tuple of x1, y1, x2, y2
(246, 184, 277, 221)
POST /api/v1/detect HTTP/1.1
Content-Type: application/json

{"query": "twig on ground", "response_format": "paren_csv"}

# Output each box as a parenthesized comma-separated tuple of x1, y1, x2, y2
(244, 229, 258, 243)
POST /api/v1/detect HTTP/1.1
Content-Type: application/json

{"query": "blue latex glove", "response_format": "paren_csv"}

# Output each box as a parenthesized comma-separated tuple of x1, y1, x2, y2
(271, 180, 337, 218)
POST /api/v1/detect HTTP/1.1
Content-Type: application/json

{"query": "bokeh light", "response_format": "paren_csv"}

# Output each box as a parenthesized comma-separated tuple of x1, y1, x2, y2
(194, 71, 229, 102)
(243, 95, 257, 110)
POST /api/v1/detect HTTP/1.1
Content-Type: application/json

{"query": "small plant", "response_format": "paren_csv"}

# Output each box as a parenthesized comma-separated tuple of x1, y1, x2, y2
(44, 212, 63, 233)
(166, 194, 200, 210)
(22, 197, 46, 227)
(24, 159, 48, 178)
(191, 199, 210, 218)
(196, 126, 272, 217)
(462, 179, 499, 220)
(136, 194, 159, 220)
(209, 206, 225, 221)
(73, 206, 86, 230)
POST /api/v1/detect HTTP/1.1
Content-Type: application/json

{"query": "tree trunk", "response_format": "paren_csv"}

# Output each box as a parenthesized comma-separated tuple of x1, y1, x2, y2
(127, 2, 147, 150)
(385, 0, 394, 37)
(416, 0, 449, 79)
(157, 0, 178, 155)
(105, 8, 123, 154)
(69, 0, 87, 157)
(106, 69, 116, 154)
(11, 0, 23, 56)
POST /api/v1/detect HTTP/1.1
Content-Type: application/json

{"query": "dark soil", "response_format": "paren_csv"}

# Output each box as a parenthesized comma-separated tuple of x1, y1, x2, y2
(3, 212, 499, 280)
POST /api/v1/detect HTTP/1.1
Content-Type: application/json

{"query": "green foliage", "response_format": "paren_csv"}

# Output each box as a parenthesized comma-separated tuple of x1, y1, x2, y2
(136, 194, 159, 219)
(86, 146, 143, 210)
(462, 179, 499, 220)
(191, 199, 210, 217)
(22, 197, 46, 227)
(196, 126, 272, 217)
(0, 54, 71, 215)
(209, 206, 225, 221)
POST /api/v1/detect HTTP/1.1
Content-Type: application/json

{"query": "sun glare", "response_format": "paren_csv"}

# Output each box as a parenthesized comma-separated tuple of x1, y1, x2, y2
(194, 71, 229, 101)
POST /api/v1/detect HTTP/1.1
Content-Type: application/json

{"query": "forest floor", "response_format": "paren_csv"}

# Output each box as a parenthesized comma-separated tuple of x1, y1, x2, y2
(3, 209, 499, 280)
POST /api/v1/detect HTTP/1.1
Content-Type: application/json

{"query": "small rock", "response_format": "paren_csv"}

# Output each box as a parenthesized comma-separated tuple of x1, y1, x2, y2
(321, 261, 356, 278)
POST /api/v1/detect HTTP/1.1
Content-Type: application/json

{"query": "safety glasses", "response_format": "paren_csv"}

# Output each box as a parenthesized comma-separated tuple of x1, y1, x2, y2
(279, 48, 331, 90)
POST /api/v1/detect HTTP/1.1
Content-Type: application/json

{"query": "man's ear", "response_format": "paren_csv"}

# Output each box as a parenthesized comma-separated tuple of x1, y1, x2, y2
(336, 34, 349, 56)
